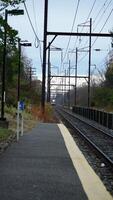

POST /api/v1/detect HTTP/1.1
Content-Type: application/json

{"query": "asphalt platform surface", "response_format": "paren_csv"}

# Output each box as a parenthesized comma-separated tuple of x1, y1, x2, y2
(0, 123, 88, 200)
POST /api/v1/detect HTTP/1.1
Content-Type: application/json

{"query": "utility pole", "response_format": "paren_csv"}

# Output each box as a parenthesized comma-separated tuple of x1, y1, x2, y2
(64, 69, 66, 106)
(62, 76, 64, 105)
(18, 40, 32, 101)
(18, 38, 21, 102)
(75, 48, 78, 106)
(29, 67, 32, 88)
(0, 10, 7, 120)
(88, 18, 92, 107)
(68, 60, 71, 108)
(47, 42, 51, 102)
(42, 0, 48, 113)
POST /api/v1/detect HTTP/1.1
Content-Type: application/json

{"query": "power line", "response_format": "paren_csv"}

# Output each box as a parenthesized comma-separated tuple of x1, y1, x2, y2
(62, 0, 81, 63)
(93, 0, 113, 31)
(78, 8, 113, 64)
(23, 1, 42, 66)
(86, 0, 97, 21)
(76, 0, 112, 54)
(77, 0, 97, 48)
(93, 0, 109, 23)
(23, 2, 40, 45)
(33, 0, 39, 34)
(92, 8, 113, 46)
(73, 0, 97, 49)
(32, 0, 43, 66)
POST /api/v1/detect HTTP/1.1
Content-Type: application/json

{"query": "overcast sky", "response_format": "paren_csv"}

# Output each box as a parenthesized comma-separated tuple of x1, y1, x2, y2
(7, 0, 113, 83)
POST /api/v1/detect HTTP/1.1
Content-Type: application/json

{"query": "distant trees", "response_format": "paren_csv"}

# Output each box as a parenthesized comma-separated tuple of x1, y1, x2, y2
(59, 47, 113, 110)
(91, 49, 113, 110)
(104, 53, 113, 88)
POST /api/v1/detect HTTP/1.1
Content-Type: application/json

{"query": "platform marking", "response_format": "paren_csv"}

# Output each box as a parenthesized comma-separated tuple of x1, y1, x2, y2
(58, 124, 113, 200)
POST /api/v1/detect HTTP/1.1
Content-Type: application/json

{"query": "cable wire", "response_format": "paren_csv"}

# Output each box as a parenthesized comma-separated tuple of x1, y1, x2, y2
(24, 2, 40, 44)
(23, 1, 43, 66)
(93, 0, 109, 23)
(92, 8, 113, 46)
(62, 0, 81, 63)
(93, 0, 112, 31)
(86, 0, 97, 21)
(32, 0, 40, 48)
(76, 0, 112, 58)
(72, 0, 97, 51)
(78, 8, 113, 64)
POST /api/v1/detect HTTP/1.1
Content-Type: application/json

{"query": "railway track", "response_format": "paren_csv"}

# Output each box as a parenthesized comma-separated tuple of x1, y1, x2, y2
(56, 106, 113, 169)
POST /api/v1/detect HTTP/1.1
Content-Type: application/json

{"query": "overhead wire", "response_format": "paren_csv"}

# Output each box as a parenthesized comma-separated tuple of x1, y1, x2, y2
(75, 0, 111, 52)
(92, 8, 113, 46)
(32, 0, 43, 66)
(77, 0, 97, 48)
(24, 2, 40, 45)
(62, 0, 81, 64)
(65, 0, 112, 80)
(23, 1, 43, 66)
(86, 0, 97, 22)
(79, 0, 112, 50)
(69, 0, 97, 76)
(72, 0, 97, 52)
(93, 0, 113, 31)
(32, 0, 39, 35)
(78, 7, 113, 64)
(93, 0, 109, 23)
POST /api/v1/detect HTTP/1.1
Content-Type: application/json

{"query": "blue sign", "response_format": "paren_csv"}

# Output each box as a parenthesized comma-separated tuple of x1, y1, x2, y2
(19, 101, 25, 110)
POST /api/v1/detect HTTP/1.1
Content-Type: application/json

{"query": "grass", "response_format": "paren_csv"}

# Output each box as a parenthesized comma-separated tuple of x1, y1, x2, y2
(0, 105, 38, 143)
(7, 109, 38, 134)
(0, 103, 57, 143)
(0, 128, 14, 142)
(31, 103, 58, 123)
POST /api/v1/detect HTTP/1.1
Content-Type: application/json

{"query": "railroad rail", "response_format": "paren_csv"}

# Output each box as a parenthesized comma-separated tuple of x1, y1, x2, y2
(56, 106, 113, 169)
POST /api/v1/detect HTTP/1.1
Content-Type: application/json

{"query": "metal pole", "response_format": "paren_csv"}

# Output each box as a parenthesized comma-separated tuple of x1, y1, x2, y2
(75, 48, 78, 106)
(17, 38, 21, 141)
(0, 10, 8, 120)
(68, 60, 71, 108)
(47, 31, 112, 37)
(29, 67, 32, 88)
(47, 42, 50, 102)
(21, 113, 23, 136)
(88, 18, 92, 107)
(41, 0, 48, 113)
(18, 38, 21, 102)
(64, 69, 66, 106)
(62, 76, 63, 105)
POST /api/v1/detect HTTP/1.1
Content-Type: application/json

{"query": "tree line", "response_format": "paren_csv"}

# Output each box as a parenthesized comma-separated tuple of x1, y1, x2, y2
(74, 47, 113, 110)
(56, 46, 113, 111)
(0, 0, 42, 108)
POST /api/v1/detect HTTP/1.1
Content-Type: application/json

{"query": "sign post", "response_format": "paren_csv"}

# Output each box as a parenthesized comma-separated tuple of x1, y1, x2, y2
(16, 101, 24, 141)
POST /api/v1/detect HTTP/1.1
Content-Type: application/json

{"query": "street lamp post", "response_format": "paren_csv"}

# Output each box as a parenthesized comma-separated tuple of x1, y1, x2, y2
(18, 40, 32, 102)
(0, 9, 24, 124)
(17, 39, 31, 141)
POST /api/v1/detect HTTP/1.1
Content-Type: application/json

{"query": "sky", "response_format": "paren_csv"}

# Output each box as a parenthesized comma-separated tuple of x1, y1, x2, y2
(7, 0, 113, 87)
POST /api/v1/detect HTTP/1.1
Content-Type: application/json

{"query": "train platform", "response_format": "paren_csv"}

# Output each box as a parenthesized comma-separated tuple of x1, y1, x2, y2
(0, 123, 112, 200)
